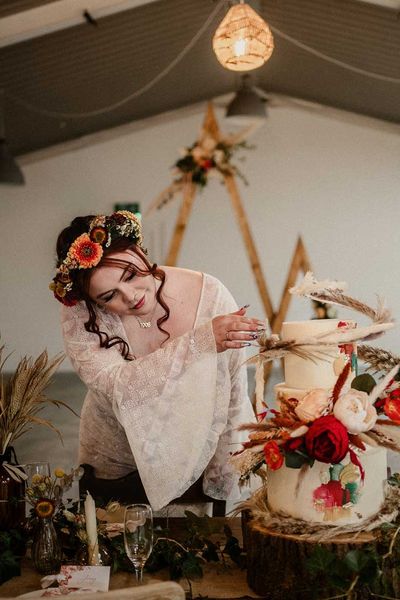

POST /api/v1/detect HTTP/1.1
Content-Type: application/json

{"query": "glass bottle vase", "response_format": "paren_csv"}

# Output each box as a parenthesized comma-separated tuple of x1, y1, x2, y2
(31, 517, 62, 574)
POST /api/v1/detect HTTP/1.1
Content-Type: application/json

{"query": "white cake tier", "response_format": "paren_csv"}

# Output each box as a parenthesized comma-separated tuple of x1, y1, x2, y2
(281, 319, 356, 390)
(267, 445, 387, 524)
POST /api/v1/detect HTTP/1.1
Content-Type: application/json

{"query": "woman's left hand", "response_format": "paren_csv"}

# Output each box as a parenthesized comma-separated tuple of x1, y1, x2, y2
(212, 306, 265, 353)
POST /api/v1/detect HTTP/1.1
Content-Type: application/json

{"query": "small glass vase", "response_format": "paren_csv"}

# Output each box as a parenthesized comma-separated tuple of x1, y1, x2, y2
(31, 517, 62, 575)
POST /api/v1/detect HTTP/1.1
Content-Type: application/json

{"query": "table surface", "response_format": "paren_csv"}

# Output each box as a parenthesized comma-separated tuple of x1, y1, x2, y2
(0, 518, 262, 599)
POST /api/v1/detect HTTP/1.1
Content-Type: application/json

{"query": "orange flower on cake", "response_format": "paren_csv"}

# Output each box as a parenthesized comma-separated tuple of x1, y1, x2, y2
(263, 441, 284, 470)
(68, 234, 103, 269)
(383, 390, 400, 423)
(305, 415, 349, 464)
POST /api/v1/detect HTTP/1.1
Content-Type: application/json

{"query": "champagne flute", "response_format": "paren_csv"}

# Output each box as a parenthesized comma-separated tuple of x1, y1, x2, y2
(123, 503, 153, 584)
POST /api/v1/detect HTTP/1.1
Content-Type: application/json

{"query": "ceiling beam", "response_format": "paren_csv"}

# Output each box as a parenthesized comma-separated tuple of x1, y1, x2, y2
(357, 0, 400, 7)
(0, 0, 160, 48)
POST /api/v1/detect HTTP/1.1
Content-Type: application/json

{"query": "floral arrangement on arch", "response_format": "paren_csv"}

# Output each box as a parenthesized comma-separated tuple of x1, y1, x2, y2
(144, 105, 256, 216)
(174, 135, 251, 188)
(232, 273, 400, 482)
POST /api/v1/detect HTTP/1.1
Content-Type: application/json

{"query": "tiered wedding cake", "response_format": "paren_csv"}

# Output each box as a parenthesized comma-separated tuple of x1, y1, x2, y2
(267, 319, 387, 525)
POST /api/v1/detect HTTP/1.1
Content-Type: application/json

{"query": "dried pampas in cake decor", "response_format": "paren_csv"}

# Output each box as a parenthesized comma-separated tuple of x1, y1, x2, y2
(234, 273, 400, 483)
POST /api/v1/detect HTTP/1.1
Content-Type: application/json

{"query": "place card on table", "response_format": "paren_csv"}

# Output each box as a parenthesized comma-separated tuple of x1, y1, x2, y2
(40, 565, 110, 596)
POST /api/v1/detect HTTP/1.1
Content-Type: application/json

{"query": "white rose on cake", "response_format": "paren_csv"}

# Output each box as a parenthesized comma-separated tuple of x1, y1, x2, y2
(333, 389, 377, 434)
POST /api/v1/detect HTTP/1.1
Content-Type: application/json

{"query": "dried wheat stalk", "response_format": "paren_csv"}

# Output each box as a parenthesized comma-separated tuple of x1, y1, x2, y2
(358, 344, 400, 373)
(0, 346, 77, 454)
(290, 272, 392, 324)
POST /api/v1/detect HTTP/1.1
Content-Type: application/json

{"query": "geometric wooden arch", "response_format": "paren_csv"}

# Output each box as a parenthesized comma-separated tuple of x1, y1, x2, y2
(153, 103, 313, 393)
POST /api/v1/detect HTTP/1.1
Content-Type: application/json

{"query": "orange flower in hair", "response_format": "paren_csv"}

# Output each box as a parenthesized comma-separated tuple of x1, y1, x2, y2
(69, 234, 103, 269)
(90, 226, 108, 244)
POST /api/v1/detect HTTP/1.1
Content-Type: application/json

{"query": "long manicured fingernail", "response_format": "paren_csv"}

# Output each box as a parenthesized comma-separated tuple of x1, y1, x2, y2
(241, 342, 251, 347)
(240, 304, 250, 310)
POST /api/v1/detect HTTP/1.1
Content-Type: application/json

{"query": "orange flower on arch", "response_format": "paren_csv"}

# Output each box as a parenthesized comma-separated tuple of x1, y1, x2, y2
(263, 441, 284, 471)
(69, 234, 103, 268)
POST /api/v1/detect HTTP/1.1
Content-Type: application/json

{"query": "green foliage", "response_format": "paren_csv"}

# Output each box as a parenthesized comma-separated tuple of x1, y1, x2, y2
(307, 541, 390, 598)
(351, 373, 377, 394)
(0, 529, 24, 584)
(146, 511, 246, 588)
(285, 450, 314, 469)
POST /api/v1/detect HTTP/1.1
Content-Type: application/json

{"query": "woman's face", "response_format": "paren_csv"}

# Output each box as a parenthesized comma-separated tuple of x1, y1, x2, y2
(88, 250, 157, 317)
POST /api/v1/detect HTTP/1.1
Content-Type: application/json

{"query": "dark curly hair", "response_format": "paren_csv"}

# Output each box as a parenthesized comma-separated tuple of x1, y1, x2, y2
(56, 215, 170, 359)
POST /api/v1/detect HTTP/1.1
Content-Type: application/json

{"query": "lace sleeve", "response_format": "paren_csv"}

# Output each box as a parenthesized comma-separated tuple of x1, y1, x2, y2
(202, 285, 256, 501)
(61, 303, 221, 511)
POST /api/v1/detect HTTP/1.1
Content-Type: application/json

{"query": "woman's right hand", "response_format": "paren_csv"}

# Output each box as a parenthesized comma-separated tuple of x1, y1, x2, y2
(212, 306, 266, 353)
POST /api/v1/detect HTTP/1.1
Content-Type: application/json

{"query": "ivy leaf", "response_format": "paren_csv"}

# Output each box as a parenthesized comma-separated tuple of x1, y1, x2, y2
(344, 549, 380, 583)
(202, 540, 219, 562)
(351, 374, 376, 394)
(224, 536, 245, 568)
(306, 546, 336, 575)
(181, 552, 203, 580)
(344, 549, 370, 573)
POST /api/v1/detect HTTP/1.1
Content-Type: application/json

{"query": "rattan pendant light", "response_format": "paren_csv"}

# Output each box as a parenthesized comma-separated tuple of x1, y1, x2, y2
(213, 1, 274, 72)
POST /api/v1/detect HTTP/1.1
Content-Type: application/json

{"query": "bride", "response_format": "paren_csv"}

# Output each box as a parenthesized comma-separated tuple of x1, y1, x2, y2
(50, 210, 260, 511)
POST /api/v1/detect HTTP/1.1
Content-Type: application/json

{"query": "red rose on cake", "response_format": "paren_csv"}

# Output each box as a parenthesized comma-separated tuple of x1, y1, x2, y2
(305, 415, 349, 464)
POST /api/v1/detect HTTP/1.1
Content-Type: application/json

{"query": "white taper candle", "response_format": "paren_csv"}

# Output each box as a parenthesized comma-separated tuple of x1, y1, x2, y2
(84, 490, 100, 565)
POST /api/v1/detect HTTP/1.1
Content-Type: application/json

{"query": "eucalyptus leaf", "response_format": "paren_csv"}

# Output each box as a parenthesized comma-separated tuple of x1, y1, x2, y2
(351, 373, 376, 394)
(285, 451, 310, 469)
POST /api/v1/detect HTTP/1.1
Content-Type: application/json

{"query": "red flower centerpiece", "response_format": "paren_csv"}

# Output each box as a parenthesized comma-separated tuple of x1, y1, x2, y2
(305, 415, 349, 464)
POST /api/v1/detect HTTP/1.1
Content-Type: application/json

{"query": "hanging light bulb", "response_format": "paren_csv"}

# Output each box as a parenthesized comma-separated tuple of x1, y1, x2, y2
(213, 1, 274, 72)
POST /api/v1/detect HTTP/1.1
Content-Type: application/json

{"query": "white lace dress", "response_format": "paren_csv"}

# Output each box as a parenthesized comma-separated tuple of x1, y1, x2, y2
(61, 273, 254, 511)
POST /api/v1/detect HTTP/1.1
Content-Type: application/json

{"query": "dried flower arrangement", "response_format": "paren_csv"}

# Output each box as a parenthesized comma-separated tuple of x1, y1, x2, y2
(233, 273, 400, 482)
(0, 342, 76, 471)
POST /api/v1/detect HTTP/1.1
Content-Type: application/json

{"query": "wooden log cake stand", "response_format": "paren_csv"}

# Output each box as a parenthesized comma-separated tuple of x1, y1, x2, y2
(241, 510, 391, 599)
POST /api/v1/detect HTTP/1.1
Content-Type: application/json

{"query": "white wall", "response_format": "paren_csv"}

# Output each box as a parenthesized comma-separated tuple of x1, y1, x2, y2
(1, 97, 400, 372)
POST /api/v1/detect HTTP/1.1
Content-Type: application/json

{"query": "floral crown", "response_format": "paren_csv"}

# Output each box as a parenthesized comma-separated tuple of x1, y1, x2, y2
(50, 210, 143, 307)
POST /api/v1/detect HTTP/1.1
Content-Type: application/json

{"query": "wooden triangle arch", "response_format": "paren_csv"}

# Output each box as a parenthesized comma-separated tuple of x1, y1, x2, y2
(162, 103, 313, 388)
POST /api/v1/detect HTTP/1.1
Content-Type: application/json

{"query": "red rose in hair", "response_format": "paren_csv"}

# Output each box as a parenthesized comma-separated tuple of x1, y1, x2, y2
(263, 441, 284, 471)
(305, 415, 349, 464)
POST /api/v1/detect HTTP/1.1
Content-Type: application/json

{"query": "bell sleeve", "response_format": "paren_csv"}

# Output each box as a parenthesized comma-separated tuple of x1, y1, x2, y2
(202, 286, 256, 501)
(62, 303, 222, 511)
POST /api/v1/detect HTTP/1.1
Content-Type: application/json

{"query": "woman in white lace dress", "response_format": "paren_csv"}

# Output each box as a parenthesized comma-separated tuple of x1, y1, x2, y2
(50, 210, 260, 511)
